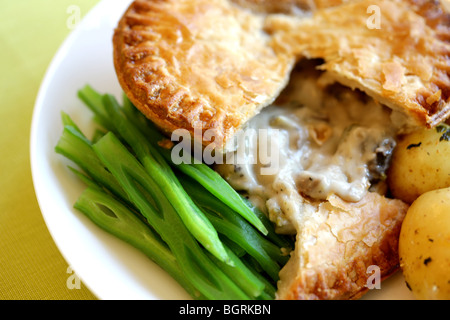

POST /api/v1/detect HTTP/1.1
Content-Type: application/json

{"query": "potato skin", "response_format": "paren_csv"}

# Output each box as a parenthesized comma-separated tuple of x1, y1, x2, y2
(387, 124, 450, 204)
(399, 187, 450, 300)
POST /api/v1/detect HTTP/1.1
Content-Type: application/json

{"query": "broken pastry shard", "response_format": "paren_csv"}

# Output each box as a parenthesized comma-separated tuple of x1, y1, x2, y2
(266, 0, 450, 129)
(277, 193, 408, 300)
(113, 0, 294, 151)
(114, 0, 450, 150)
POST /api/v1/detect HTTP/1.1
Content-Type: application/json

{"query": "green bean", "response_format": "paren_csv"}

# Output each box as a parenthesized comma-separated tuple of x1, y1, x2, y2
(92, 132, 249, 299)
(101, 94, 230, 265)
(55, 125, 126, 203)
(74, 186, 205, 299)
(179, 175, 291, 268)
(207, 246, 265, 299)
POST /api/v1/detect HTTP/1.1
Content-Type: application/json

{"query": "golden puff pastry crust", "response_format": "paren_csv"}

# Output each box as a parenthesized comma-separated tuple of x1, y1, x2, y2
(266, 0, 450, 129)
(113, 0, 294, 151)
(229, 0, 349, 13)
(114, 0, 450, 150)
(276, 192, 409, 300)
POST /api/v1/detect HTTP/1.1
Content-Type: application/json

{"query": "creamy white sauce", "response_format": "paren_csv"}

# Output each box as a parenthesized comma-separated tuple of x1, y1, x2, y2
(215, 66, 400, 233)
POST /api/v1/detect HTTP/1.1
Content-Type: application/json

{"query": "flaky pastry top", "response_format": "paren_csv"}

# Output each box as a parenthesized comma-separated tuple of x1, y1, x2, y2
(266, 0, 450, 129)
(113, 0, 450, 149)
(113, 0, 294, 150)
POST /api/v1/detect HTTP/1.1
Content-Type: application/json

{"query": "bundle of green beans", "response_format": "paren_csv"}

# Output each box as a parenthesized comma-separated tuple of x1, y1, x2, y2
(55, 85, 293, 300)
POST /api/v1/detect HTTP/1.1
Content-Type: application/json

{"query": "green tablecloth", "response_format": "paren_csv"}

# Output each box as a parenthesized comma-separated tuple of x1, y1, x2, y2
(0, 0, 100, 300)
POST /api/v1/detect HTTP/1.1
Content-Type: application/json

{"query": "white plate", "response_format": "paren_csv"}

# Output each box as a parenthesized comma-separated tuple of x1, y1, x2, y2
(30, 0, 415, 300)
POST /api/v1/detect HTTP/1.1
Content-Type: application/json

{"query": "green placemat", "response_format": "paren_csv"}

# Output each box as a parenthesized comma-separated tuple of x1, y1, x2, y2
(0, 0, 101, 300)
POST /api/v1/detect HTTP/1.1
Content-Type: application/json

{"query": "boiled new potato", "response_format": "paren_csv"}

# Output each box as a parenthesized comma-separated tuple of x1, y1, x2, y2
(399, 187, 450, 300)
(388, 124, 450, 203)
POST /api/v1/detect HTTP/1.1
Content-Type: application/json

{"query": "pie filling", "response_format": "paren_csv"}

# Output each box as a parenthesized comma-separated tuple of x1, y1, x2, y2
(215, 61, 403, 234)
